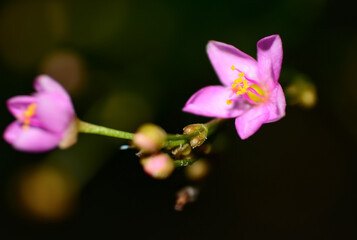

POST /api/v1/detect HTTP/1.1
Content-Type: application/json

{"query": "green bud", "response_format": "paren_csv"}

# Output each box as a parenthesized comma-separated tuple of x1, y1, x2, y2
(285, 75, 317, 109)
(133, 123, 167, 153)
(171, 143, 192, 157)
(183, 124, 208, 148)
(185, 159, 210, 181)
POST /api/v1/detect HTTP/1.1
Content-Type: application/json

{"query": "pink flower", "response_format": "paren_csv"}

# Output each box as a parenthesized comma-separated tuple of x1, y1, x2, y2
(3, 75, 76, 152)
(183, 35, 286, 139)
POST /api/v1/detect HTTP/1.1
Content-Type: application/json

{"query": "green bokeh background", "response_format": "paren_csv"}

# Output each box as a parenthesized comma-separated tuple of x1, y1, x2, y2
(0, 0, 356, 239)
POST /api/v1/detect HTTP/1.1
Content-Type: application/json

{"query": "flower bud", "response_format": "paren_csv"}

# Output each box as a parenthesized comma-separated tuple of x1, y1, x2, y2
(183, 124, 203, 135)
(286, 75, 317, 109)
(171, 143, 191, 157)
(183, 124, 208, 148)
(133, 123, 167, 153)
(140, 153, 174, 179)
(300, 87, 317, 108)
(185, 159, 210, 181)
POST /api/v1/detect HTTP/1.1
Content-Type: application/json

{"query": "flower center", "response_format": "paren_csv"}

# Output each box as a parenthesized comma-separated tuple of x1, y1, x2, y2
(227, 65, 266, 105)
(22, 103, 36, 130)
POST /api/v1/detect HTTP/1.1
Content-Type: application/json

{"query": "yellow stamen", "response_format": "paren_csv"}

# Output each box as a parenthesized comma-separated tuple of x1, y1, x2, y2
(234, 78, 249, 96)
(243, 79, 249, 89)
(227, 67, 267, 104)
(22, 103, 37, 130)
(235, 78, 243, 83)
(23, 103, 36, 117)
(237, 88, 247, 95)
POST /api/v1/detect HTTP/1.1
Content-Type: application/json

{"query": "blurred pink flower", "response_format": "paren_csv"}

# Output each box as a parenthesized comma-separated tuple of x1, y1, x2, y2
(3, 75, 76, 152)
(183, 35, 286, 139)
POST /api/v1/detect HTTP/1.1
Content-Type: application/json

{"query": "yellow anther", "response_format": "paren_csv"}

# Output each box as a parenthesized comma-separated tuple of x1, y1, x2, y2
(23, 103, 36, 117)
(233, 78, 250, 96)
(236, 87, 247, 95)
(243, 79, 249, 88)
(229, 66, 267, 103)
(235, 78, 243, 83)
(21, 103, 37, 130)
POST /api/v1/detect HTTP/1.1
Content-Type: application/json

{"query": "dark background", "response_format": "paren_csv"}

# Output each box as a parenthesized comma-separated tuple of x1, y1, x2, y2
(0, 0, 356, 239)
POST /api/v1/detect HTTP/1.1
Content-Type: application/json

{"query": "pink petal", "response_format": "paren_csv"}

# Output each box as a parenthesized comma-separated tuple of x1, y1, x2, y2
(33, 75, 71, 100)
(183, 86, 249, 118)
(7, 95, 37, 118)
(207, 41, 259, 86)
(257, 35, 283, 87)
(3, 121, 22, 144)
(3, 121, 61, 152)
(35, 92, 75, 134)
(235, 107, 270, 140)
(265, 84, 286, 123)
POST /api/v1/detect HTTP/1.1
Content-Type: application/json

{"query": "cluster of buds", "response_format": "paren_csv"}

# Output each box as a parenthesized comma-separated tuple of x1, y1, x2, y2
(133, 122, 211, 180)
(170, 124, 209, 167)
(133, 123, 211, 212)
(183, 124, 208, 148)
(133, 123, 174, 179)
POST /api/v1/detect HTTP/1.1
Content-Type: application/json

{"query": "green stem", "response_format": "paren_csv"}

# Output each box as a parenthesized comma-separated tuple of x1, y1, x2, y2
(78, 118, 224, 148)
(205, 118, 224, 136)
(165, 139, 187, 148)
(78, 120, 134, 140)
(174, 158, 197, 168)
